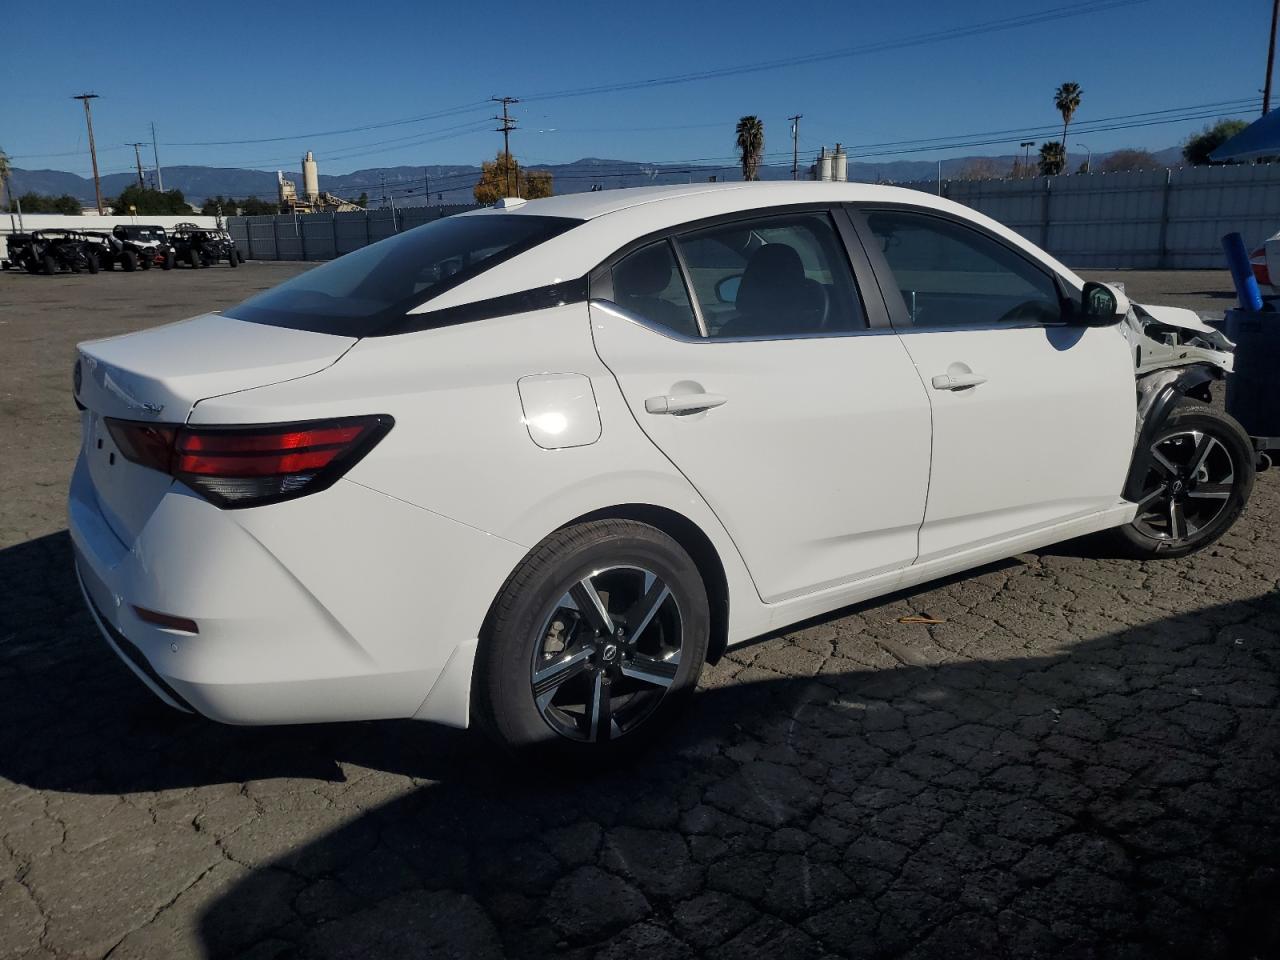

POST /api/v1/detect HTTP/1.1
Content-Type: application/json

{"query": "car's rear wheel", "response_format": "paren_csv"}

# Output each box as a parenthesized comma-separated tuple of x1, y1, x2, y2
(41, 254, 56, 275)
(187, 248, 200, 269)
(86, 253, 99, 274)
(140, 253, 152, 270)
(473, 519, 709, 758)
(161, 251, 174, 270)
(228, 249, 240, 267)
(1108, 400, 1254, 559)
(122, 250, 137, 272)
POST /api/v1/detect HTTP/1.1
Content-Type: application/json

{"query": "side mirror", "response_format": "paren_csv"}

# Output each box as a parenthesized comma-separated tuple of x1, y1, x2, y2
(715, 274, 742, 304)
(1077, 281, 1130, 325)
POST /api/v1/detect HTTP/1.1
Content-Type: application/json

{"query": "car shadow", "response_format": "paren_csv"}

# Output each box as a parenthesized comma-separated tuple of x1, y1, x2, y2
(1, 532, 1278, 959)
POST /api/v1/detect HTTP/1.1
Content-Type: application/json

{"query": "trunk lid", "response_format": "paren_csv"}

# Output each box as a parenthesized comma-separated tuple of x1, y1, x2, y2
(75, 313, 355, 544)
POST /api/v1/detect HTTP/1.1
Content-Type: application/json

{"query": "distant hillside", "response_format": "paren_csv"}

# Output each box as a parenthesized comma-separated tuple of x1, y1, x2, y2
(8, 145, 1190, 207)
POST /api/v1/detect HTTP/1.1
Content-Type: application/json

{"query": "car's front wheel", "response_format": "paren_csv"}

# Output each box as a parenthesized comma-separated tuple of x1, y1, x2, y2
(473, 519, 709, 757)
(1109, 400, 1254, 558)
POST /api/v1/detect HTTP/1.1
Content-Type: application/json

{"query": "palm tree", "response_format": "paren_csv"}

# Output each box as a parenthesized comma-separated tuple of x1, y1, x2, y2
(1038, 141, 1066, 176)
(735, 116, 764, 182)
(1054, 82, 1082, 169)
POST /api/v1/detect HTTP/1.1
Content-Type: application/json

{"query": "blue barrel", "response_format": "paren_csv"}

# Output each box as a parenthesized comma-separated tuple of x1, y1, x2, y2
(1225, 308, 1280, 440)
(1222, 233, 1264, 311)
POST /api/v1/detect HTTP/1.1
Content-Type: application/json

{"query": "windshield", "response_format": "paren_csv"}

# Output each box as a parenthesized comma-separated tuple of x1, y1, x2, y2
(224, 214, 580, 337)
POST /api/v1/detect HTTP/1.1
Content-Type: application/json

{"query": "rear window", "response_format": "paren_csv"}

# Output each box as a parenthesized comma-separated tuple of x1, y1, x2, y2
(224, 214, 580, 337)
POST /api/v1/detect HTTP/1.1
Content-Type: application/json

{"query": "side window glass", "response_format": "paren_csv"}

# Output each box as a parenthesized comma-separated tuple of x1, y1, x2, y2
(677, 212, 865, 339)
(610, 240, 701, 338)
(866, 211, 1062, 328)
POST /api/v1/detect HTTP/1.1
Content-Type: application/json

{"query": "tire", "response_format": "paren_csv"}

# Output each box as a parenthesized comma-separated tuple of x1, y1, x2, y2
(188, 248, 200, 269)
(41, 254, 56, 276)
(228, 249, 239, 267)
(140, 253, 152, 270)
(1106, 399, 1255, 559)
(162, 252, 174, 271)
(472, 519, 710, 759)
(86, 253, 99, 274)
(122, 250, 137, 272)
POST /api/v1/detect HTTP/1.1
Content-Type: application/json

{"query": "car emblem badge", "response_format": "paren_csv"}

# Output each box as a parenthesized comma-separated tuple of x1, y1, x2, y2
(603, 643, 618, 662)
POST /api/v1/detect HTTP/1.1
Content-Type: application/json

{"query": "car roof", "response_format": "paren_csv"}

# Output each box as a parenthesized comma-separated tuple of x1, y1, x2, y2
(460, 181, 954, 222)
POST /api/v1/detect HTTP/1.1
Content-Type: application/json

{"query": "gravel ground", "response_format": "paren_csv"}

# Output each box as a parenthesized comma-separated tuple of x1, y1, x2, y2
(1, 265, 1277, 960)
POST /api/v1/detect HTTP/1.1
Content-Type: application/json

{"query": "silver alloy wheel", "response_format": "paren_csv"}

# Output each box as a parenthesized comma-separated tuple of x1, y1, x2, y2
(1133, 429, 1236, 542)
(530, 564, 683, 743)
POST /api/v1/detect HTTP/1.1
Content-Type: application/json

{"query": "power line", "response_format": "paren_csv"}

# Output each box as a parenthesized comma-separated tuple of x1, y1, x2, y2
(164, 100, 492, 146)
(517, 0, 1150, 103)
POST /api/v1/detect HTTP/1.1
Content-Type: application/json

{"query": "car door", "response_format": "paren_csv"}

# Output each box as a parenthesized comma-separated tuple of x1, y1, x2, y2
(589, 208, 933, 604)
(853, 206, 1135, 563)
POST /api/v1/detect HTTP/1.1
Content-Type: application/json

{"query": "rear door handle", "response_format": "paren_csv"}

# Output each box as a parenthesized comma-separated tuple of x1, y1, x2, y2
(931, 373, 988, 391)
(645, 393, 727, 415)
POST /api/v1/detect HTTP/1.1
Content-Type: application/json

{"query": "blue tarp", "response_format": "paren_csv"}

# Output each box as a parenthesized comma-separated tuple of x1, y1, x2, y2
(1210, 109, 1280, 161)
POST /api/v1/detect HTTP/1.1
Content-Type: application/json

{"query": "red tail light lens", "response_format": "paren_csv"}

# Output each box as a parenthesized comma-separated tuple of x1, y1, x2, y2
(105, 421, 178, 473)
(1250, 246, 1271, 288)
(104, 415, 393, 509)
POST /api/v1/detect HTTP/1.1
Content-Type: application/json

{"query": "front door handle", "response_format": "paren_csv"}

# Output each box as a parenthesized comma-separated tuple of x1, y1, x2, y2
(931, 372, 988, 391)
(645, 392, 727, 415)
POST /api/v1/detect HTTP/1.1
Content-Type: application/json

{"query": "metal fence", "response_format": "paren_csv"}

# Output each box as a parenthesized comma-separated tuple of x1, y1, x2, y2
(226, 205, 478, 262)
(899, 163, 1280, 269)
(230, 165, 1280, 269)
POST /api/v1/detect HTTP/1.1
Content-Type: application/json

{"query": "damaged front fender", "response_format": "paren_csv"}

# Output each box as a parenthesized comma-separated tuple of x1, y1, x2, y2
(1124, 302, 1234, 375)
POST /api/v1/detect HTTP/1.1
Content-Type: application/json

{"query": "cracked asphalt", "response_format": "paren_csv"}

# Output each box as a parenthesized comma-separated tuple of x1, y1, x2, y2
(1, 264, 1278, 959)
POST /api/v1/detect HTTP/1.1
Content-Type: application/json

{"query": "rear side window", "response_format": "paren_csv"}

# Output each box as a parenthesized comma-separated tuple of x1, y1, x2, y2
(677, 212, 866, 338)
(224, 214, 580, 337)
(610, 240, 700, 338)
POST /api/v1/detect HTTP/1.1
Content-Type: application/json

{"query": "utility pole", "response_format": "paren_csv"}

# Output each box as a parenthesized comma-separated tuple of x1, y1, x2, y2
(127, 142, 146, 189)
(1266, 0, 1279, 114)
(150, 122, 164, 191)
(492, 96, 519, 197)
(788, 114, 803, 181)
(74, 93, 103, 214)
(424, 169, 430, 206)
(1020, 140, 1035, 178)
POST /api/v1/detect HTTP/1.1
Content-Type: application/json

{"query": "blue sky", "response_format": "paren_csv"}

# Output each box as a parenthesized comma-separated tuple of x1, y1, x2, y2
(0, 0, 1268, 179)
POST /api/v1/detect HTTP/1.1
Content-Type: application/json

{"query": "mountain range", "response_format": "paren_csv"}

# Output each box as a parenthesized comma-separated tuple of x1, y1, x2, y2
(8, 146, 1185, 208)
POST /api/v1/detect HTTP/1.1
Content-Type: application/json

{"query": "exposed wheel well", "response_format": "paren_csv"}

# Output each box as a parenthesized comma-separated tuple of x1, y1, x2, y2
(566, 504, 731, 664)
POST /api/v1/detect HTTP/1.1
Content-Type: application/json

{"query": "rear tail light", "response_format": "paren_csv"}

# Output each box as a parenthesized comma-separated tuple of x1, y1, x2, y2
(1251, 246, 1271, 288)
(105, 415, 393, 508)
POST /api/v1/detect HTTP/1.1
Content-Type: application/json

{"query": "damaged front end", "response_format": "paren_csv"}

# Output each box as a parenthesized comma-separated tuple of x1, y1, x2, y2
(1124, 302, 1234, 377)
(1123, 302, 1270, 473)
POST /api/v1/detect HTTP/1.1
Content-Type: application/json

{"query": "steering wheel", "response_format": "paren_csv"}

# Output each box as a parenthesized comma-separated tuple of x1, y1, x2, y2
(993, 299, 1050, 325)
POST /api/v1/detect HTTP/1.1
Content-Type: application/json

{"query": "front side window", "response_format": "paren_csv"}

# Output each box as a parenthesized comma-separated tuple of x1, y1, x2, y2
(225, 214, 580, 337)
(676, 212, 865, 339)
(610, 240, 700, 338)
(866, 210, 1062, 328)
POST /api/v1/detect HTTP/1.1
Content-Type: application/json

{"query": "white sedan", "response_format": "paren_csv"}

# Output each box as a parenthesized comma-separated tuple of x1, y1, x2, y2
(69, 183, 1254, 756)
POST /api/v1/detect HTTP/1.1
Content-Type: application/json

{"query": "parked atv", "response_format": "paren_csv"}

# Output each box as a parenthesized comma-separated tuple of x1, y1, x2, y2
(1, 232, 35, 271)
(169, 223, 241, 268)
(87, 224, 176, 271)
(8, 230, 100, 275)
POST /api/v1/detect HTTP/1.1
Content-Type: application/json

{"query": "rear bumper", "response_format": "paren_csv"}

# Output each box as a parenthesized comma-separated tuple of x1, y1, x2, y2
(68, 454, 525, 727)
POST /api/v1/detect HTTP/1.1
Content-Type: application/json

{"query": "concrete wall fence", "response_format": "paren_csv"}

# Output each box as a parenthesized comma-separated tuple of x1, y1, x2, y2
(900, 163, 1280, 269)
(226, 205, 477, 262)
